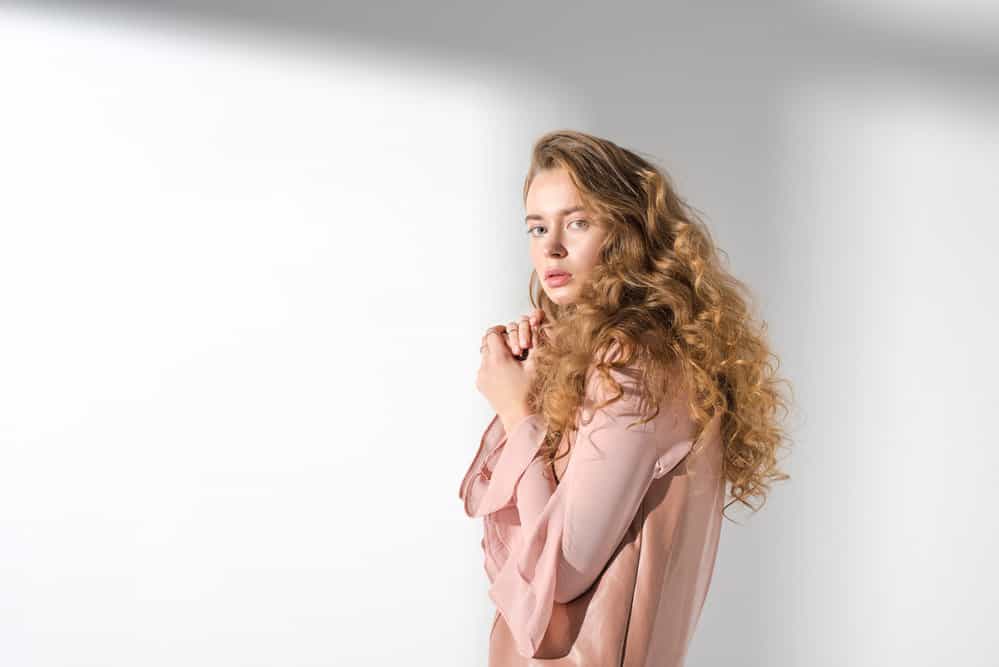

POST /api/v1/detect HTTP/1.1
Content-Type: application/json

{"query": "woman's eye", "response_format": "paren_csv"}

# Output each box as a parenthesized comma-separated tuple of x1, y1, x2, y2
(526, 220, 587, 236)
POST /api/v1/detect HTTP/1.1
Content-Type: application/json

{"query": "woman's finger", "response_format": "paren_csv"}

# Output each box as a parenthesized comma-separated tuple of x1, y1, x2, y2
(507, 321, 521, 355)
(530, 310, 546, 346)
(483, 329, 507, 356)
(484, 323, 519, 356)
(530, 310, 546, 344)
(483, 324, 505, 343)
(482, 325, 504, 354)
(518, 315, 532, 349)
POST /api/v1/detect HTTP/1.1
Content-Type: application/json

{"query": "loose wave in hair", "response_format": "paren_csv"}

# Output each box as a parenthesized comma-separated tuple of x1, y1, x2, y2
(523, 130, 793, 519)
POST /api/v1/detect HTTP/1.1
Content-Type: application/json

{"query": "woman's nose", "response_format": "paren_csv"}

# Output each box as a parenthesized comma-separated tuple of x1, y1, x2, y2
(544, 240, 566, 257)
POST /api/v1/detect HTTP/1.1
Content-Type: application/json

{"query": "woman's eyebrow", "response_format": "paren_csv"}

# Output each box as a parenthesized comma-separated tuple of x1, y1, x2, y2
(525, 205, 585, 223)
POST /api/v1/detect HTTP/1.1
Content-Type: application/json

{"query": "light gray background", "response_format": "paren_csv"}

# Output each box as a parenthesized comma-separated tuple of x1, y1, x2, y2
(1, 2, 996, 665)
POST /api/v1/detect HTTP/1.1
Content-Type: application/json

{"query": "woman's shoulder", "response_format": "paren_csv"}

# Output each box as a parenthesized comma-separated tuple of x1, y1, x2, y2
(590, 342, 702, 442)
(586, 340, 686, 399)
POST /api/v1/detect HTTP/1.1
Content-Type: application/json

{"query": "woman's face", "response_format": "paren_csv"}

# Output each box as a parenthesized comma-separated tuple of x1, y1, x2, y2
(525, 167, 609, 305)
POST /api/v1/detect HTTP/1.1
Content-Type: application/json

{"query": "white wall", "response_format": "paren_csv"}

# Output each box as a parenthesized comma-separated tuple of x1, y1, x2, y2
(0, 5, 585, 665)
(766, 76, 999, 663)
(1, 2, 997, 666)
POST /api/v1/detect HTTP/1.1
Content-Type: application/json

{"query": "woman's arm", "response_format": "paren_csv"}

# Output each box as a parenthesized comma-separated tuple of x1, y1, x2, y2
(461, 362, 696, 658)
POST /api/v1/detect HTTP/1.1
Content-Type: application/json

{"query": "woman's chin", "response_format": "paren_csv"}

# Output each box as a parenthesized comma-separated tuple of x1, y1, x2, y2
(546, 291, 575, 306)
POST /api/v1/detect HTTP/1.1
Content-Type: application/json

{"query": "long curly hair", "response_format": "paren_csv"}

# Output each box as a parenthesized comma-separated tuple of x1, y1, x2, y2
(522, 130, 793, 519)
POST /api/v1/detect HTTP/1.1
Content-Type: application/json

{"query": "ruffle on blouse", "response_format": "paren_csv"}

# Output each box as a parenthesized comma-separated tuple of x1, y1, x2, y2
(458, 412, 555, 657)
(459, 412, 548, 519)
(487, 481, 567, 658)
(459, 412, 549, 586)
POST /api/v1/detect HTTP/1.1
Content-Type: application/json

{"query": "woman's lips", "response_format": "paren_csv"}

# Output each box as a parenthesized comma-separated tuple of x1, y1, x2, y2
(545, 273, 572, 287)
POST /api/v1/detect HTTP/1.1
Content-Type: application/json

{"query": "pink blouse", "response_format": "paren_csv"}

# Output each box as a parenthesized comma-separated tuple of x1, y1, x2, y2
(459, 359, 726, 665)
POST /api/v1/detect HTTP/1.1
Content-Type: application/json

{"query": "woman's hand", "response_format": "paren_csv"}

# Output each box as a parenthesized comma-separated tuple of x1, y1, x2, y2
(476, 309, 545, 431)
(500, 308, 545, 359)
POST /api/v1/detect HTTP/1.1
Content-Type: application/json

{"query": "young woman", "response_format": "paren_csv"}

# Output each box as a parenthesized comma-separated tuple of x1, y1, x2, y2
(460, 130, 792, 665)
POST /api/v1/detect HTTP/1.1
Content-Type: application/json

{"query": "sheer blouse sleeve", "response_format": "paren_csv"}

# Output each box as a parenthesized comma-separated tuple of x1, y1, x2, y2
(459, 361, 697, 658)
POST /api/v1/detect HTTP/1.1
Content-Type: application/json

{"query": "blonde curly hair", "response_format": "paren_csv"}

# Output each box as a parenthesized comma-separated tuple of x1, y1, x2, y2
(523, 129, 793, 519)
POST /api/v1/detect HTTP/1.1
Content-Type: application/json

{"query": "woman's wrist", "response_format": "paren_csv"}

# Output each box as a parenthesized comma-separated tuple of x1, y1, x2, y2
(500, 404, 535, 434)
